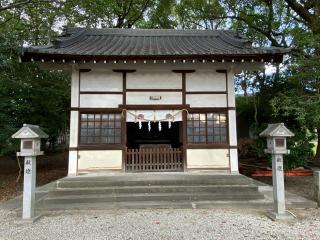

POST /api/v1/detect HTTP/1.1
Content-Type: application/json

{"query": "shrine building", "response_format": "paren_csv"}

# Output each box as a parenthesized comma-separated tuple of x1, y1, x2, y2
(22, 28, 288, 176)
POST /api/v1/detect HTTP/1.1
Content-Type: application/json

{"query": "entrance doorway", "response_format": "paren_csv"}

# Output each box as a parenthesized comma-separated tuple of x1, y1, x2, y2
(125, 121, 184, 172)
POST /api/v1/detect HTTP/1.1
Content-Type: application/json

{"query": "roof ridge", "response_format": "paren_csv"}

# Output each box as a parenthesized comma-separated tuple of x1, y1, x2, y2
(53, 29, 87, 48)
(218, 31, 252, 49)
(64, 27, 237, 37)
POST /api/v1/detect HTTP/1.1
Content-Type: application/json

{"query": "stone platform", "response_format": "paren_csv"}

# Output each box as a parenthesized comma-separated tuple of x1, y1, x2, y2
(1, 173, 317, 211)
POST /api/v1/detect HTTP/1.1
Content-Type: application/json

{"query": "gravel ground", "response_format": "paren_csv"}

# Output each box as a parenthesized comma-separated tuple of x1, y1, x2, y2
(0, 208, 320, 240)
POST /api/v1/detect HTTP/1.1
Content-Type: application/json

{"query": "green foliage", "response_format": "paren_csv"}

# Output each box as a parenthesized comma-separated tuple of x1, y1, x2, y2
(237, 92, 319, 170)
(283, 130, 314, 170)
(271, 91, 320, 133)
(61, 0, 179, 29)
(138, 0, 177, 28)
(236, 96, 255, 119)
(249, 123, 269, 159)
(0, 30, 70, 156)
(175, 0, 227, 29)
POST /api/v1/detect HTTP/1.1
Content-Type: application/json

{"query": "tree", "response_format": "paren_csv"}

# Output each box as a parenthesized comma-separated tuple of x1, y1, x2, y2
(0, 30, 70, 153)
(175, 0, 227, 29)
(284, 0, 320, 34)
(0, 2, 70, 154)
(138, 0, 177, 28)
(62, 0, 154, 28)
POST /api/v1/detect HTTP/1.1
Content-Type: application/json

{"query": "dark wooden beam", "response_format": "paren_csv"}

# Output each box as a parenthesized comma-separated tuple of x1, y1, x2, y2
(118, 104, 190, 110)
(80, 91, 123, 94)
(79, 69, 91, 72)
(216, 69, 227, 73)
(185, 91, 227, 94)
(172, 70, 195, 73)
(126, 89, 182, 92)
(112, 69, 136, 73)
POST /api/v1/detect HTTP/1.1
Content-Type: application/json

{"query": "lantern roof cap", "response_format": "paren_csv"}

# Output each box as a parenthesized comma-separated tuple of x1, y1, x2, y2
(259, 123, 294, 137)
(12, 124, 48, 139)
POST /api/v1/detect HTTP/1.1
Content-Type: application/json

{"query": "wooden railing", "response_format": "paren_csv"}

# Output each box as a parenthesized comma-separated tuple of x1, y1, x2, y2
(126, 148, 183, 172)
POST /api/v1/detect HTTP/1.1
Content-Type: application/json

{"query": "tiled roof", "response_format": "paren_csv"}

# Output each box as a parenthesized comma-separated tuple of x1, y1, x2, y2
(22, 28, 289, 62)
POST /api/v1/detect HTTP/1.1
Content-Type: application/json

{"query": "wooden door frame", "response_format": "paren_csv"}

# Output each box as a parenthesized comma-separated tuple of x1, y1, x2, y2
(123, 117, 186, 172)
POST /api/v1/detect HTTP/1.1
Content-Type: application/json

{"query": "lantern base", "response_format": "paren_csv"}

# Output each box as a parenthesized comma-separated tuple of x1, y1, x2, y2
(266, 211, 295, 221)
(16, 215, 42, 224)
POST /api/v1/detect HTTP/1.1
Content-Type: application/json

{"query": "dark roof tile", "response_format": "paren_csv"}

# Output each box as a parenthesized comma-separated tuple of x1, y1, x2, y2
(23, 28, 290, 61)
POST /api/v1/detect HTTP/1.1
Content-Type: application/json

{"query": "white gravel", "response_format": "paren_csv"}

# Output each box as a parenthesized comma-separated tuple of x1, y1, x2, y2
(0, 208, 319, 240)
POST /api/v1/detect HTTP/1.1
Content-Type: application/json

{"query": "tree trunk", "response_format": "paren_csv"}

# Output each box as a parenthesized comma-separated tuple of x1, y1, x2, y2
(314, 127, 320, 165)
(253, 94, 258, 124)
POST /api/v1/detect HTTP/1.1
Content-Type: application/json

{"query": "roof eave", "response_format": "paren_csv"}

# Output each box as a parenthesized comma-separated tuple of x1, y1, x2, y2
(21, 51, 286, 63)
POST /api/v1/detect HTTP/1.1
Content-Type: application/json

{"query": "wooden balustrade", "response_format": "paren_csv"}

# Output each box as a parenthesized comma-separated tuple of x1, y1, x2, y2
(126, 147, 183, 172)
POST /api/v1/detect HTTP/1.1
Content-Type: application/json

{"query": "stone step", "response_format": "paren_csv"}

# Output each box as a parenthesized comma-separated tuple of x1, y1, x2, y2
(51, 185, 260, 196)
(38, 174, 267, 210)
(61, 174, 253, 182)
(44, 190, 264, 205)
(57, 175, 255, 188)
(38, 200, 270, 210)
(34, 195, 318, 210)
(37, 196, 264, 210)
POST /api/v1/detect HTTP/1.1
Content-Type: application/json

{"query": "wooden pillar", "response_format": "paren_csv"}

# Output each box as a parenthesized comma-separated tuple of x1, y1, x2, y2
(68, 65, 80, 176)
(172, 70, 195, 172)
(113, 69, 136, 172)
(227, 69, 239, 174)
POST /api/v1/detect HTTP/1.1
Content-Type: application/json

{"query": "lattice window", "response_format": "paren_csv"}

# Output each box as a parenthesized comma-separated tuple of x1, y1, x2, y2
(80, 113, 121, 145)
(187, 113, 227, 144)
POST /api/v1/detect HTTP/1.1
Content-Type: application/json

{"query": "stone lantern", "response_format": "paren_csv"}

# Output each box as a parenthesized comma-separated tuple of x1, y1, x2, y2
(12, 124, 48, 222)
(260, 123, 294, 155)
(260, 123, 294, 221)
(13, 124, 48, 157)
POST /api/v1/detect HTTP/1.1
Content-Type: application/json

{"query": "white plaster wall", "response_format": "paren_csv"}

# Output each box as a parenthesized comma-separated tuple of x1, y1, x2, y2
(228, 110, 237, 146)
(78, 150, 122, 170)
(186, 94, 227, 107)
(71, 67, 79, 107)
(229, 148, 239, 173)
(187, 149, 229, 168)
(80, 94, 123, 108)
(227, 71, 236, 107)
(126, 92, 182, 105)
(80, 71, 123, 92)
(69, 111, 79, 147)
(127, 71, 181, 89)
(186, 72, 226, 92)
(228, 109, 239, 173)
(68, 150, 78, 176)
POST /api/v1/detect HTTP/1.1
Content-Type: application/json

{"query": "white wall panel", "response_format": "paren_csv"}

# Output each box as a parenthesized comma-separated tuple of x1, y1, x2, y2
(80, 94, 122, 108)
(187, 149, 229, 168)
(127, 92, 182, 105)
(127, 72, 182, 89)
(80, 71, 123, 92)
(78, 150, 122, 170)
(71, 68, 79, 107)
(228, 110, 237, 146)
(186, 94, 227, 107)
(227, 71, 236, 107)
(68, 150, 78, 176)
(229, 148, 239, 173)
(69, 111, 79, 148)
(186, 72, 226, 92)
